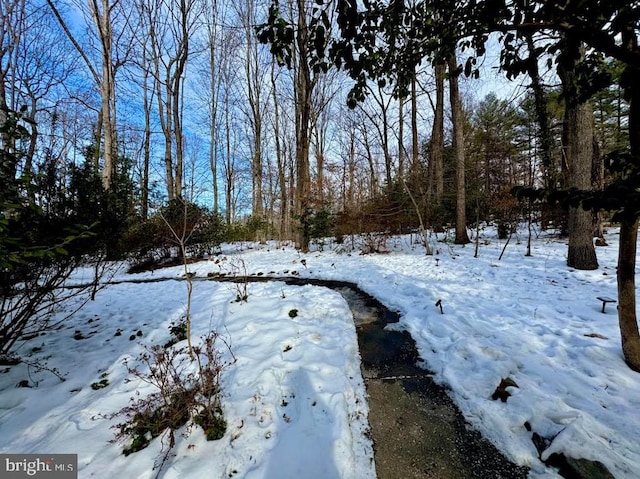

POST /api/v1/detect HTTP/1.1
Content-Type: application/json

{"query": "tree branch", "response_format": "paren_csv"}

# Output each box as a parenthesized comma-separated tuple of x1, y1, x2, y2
(45, 0, 101, 85)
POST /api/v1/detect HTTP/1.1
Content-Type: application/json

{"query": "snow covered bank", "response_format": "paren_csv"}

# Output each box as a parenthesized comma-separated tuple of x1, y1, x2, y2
(2, 226, 639, 478)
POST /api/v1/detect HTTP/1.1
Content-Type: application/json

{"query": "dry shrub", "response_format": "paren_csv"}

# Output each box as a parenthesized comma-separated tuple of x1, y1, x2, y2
(112, 332, 230, 470)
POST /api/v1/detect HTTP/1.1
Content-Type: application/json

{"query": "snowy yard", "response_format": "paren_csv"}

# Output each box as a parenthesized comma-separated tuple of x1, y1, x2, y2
(1, 226, 639, 478)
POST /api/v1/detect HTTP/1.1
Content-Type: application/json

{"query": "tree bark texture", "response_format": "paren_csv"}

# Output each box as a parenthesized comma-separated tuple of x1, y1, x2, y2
(398, 96, 405, 180)
(565, 100, 598, 269)
(293, 0, 313, 251)
(560, 36, 598, 270)
(616, 22, 640, 371)
(430, 61, 445, 202)
(271, 61, 288, 240)
(617, 219, 640, 371)
(244, 1, 264, 219)
(448, 55, 470, 244)
(411, 73, 419, 182)
(93, 0, 117, 190)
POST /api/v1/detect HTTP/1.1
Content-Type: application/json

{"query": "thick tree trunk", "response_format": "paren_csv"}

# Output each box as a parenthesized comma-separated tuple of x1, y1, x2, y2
(448, 55, 470, 244)
(565, 102, 598, 270)
(560, 36, 598, 270)
(293, 0, 313, 251)
(96, 0, 116, 190)
(616, 23, 640, 370)
(565, 99, 598, 269)
(618, 219, 640, 371)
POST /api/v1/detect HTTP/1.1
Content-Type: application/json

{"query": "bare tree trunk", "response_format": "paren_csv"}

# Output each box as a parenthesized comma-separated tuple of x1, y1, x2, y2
(347, 127, 356, 211)
(47, 0, 119, 189)
(224, 84, 233, 224)
(141, 49, 153, 219)
(560, 36, 598, 270)
(398, 95, 405, 180)
(363, 85, 393, 188)
(23, 95, 37, 187)
(202, 0, 220, 213)
(618, 219, 640, 371)
(314, 121, 325, 206)
(159, 74, 175, 200)
(430, 61, 445, 202)
(565, 109, 597, 269)
(449, 55, 470, 244)
(411, 73, 419, 182)
(92, 0, 117, 189)
(362, 126, 378, 196)
(616, 23, 640, 370)
(380, 87, 393, 187)
(210, 71, 219, 214)
(293, 0, 314, 251)
(171, 0, 191, 200)
(240, 0, 264, 220)
(590, 133, 608, 245)
(173, 80, 184, 199)
(271, 61, 288, 239)
(143, 0, 195, 201)
(525, 33, 553, 190)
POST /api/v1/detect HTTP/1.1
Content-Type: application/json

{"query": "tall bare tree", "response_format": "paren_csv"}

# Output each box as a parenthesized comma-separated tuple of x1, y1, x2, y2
(140, 0, 199, 200)
(362, 84, 394, 188)
(201, 0, 222, 213)
(0, 0, 27, 201)
(270, 59, 289, 238)
(311, 71, 339, 208)
(2, 1, 74, 182)
(291, 0, 318, 250)
(428, 61, 445, 202)
(46, 0, 132, 189)
(235, 0, 267, 221)
(449, 54, 470, 244)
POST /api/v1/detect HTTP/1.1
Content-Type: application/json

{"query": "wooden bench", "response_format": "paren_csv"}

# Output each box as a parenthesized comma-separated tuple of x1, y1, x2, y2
(597, 296, 616, 313)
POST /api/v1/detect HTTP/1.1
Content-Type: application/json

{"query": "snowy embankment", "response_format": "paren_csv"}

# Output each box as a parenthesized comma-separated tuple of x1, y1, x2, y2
(0, 279, 373, 478)
(1, 226, 639, 478)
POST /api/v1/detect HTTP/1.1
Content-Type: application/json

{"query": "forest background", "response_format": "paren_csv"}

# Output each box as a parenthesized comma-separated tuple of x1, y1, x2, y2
(1, 0, 640, 370)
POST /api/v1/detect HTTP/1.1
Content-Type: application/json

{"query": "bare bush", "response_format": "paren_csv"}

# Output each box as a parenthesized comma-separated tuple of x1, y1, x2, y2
(112, 331, 231, 470)
(361, 232, 390, 254)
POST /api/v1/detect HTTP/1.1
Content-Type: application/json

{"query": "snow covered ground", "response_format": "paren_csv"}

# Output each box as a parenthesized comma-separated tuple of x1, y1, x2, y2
(1, 225, 639, 478)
